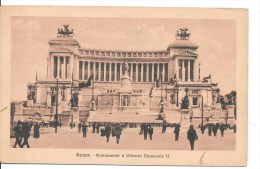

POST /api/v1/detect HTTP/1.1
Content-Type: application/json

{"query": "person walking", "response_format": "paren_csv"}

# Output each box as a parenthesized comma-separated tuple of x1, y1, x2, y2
(162, 121, 167, 133)
(187, 125, 198, 151)
(13, 121, 22, 148)
(78, 123, 82, 133)
(105, 123, 112, 142)
(21, 122, 31, 148)
(82, 122, 88, 138)
(92, 122, 96, 133)
(139, 123, 144, 135)
(96, 123, 100, 133)
(213, 125, 218, 137)
(174, 124, 180, 141)
(115, 123, 122, 144)
(33, 122, 40, 139)
(148, 125, 154, 140)
(143, 124, 148, 140)
(208, 125, 212, 136)
(219, 123, 225, 137)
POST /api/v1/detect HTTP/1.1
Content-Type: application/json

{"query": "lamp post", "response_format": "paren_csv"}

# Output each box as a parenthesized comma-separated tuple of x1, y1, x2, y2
(158, 72, 164, 120)
(55, 79, 59, 133)
(91, 73, 95, 111)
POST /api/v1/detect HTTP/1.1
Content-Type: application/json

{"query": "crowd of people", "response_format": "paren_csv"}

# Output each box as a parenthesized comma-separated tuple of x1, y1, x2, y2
(13, 120, 41, 148)
(13, 119, 236, 150)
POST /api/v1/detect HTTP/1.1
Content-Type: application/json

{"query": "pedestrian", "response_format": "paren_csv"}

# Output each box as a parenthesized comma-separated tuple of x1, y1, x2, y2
(105, 123, 112, 142)
(33, 122, 40, 139)
(115, 123, 122, 144)
(96, 123, 100, 133)
(213, 125, 218, 137)
(13, 121, 22, 148)
(148, 125, 154, 140)
(78, 123, 82, 133)
(143, 124, 148, 140)
(139, 124, 144, 135)
(220, 123, 225, 137)
(82, 122, 88, 138)
(70, 122, 73, 129)
(174, 124, 180, 141)
(21, 122, 31, 148)
(208, 125, 212, 136)
(162, 121, 167, 133)
(92, 122, 96, 133)
(233, 124, 237, 133)
(187, 125, 198, 151)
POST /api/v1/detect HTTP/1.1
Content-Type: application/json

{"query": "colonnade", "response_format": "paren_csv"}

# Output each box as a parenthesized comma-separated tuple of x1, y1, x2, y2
(79, 61, 169, 83)
(50, 56, 70, 79)
(178, 59, 195, 81)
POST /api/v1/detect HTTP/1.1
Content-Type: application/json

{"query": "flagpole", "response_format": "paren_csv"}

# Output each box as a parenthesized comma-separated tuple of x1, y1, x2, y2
(55, 78, 58, 133)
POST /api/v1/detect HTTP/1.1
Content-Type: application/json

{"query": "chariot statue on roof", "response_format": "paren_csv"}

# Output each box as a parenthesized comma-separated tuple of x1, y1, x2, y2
(176, 28, 191, 40)
(57, 24, 74, 37)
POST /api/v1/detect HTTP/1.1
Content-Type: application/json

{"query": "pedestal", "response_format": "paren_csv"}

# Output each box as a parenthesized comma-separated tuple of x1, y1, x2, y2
(27, 100, 34, 106)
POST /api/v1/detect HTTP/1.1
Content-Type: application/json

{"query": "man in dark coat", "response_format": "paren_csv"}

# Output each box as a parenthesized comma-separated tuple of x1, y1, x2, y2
(148, 125, 154, 140)
(105, 123, 112, 142)
(187, 125, 198, 151)
(139, 123, 144, 135)
(143, 124, 148, 140)
(78, 123, 82, 133)
(92, 122, 96, 133)
(96, 123, 100, 133)
(213, 125, 218, 137)
(13, 121, 22, 148)
(21, 122, 31, 148)
(33, 122, 40, 139)
(208, 125, 212, 136)
(162, 121, 167, 133)
(115, 123, 122, 144)
(174, 124, 180, 141)
(219, 123, 225, 137)
(82, 122, 88, 138)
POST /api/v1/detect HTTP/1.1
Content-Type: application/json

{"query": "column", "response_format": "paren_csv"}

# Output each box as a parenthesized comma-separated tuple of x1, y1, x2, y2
(157, 64, 160, 80)
(109, 62, 112, 81)
(162, 63, 165, 82)
(104, 62, 107, 81)
(176, 59, 179, 81)
(93, 61, 96, 80)
(115, 62, 117, 81)
(152, 64, 154, 82)
(68, 57, 71, 79)
(50, 56, 53, 78)
(141, 64, 143, 82)
(57, 56, 60, 78)
(130, 63, 133, 81)
(193, 60, 197, 81)
(187, 60, 190, 81)
(146, 64, 149, 82)
(136, 63, 138, 82)
(87, 61, 90, 78)
(62, 57, 65, 78)
(182, 60, 185, 81)
(120, 63, 122, 80)
(82, 61, 85, 80)
(98, 62, 101, 81)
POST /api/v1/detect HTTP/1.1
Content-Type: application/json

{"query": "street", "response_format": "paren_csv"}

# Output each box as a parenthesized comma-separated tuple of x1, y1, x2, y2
(11, 126, 236, 150)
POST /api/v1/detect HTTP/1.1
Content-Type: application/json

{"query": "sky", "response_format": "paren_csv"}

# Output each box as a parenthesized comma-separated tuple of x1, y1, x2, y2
(11, 17, 236, 101)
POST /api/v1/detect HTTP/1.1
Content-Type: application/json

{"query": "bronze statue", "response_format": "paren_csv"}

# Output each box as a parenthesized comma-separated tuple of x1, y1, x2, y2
(58, 24, 74, 37)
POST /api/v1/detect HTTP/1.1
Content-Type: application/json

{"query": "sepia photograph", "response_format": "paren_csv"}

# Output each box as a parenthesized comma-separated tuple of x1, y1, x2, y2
(10, 17, 237, 150)
(0, 6, 248, 166)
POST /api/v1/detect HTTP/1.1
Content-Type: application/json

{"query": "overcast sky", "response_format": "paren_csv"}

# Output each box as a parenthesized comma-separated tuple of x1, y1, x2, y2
(11, 17, 236, 101)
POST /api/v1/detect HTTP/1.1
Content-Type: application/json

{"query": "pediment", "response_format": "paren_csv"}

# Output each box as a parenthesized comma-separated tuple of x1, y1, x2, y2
(50, 47, 73, 53)
(175, 50, 197, 56)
